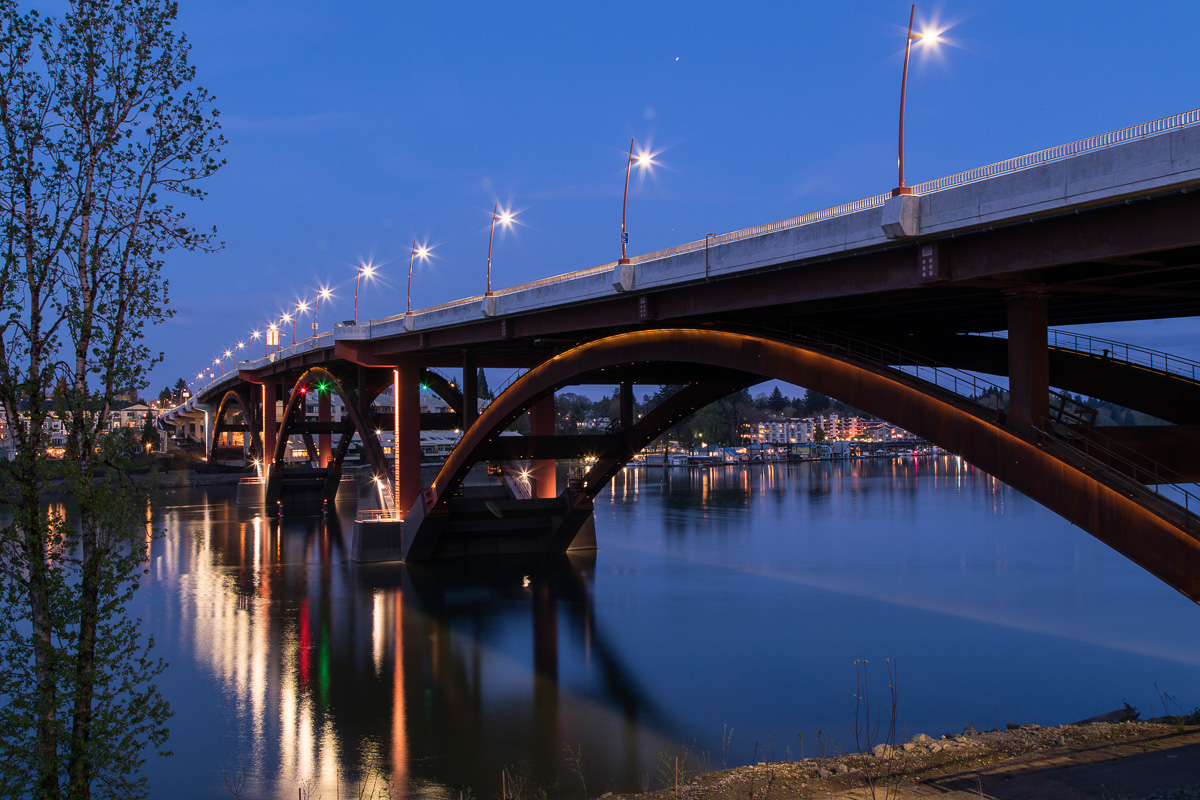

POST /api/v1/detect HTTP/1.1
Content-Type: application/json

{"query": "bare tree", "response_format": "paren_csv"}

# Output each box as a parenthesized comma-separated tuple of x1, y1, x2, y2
(0, 1, 223, 797)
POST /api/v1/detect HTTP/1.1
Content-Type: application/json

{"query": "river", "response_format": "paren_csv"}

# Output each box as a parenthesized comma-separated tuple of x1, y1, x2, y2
(125, 455, 1200, 798)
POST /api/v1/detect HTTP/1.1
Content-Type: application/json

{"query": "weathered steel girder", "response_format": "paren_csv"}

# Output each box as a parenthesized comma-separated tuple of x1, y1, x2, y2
(410, 328, 1200, 602)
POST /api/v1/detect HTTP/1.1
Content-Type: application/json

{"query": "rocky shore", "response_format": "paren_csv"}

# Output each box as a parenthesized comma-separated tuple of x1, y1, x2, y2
(602, 719, 1200, 800)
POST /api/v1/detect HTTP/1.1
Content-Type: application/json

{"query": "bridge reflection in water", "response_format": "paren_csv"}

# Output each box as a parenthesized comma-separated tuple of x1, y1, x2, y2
(148, 488, 672, 798)
(136, 455, 1200, 799)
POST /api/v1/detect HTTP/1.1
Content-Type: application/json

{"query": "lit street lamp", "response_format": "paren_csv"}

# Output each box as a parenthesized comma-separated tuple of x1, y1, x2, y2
(894, 4, 938, 196)
(294, 300, 309, 341)
(251, 329, 262, 359)
(618, 138, 655, 265)
(354, 263, 375, 325)
(406, 240, 430, 315)
(222, 349, 232, 371)
(486, 204, 514, 296)
(268, 323, 280, 354)
(281, 312, 293, 348)
(313, 287, 331, 336)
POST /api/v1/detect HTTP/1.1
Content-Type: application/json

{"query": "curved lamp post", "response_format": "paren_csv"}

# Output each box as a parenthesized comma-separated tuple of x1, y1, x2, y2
(619, 138, 654, 265)
(406, 240, 430, 315)
(251, 329, 262, 359)
(294, 300, 308, 342)
(486, 204, 514, 296)
(280, 313, 292, 351)
(894, 4, 937, 196)
(313, 288, 331, 337)
(354, 263, 375, 325)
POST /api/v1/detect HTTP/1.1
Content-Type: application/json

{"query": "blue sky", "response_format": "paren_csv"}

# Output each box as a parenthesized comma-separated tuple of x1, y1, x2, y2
(152, 0, 1200, 393)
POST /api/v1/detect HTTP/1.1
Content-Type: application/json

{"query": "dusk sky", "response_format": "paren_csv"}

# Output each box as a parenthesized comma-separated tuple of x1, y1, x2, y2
(153, 1, 1200, 394)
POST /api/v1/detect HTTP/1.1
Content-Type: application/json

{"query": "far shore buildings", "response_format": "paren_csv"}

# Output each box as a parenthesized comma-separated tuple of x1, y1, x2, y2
(0, 398, 158, 460)
(748, 413, 913, 445)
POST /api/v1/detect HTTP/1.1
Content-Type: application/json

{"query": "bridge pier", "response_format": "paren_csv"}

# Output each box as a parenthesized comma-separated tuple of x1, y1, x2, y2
(395, 361, 422, 516)
(263, 382, 278, 472)
(1006, 290, 1049, 432)
(319, 388, 332, 467)
(529, 393, 556, 499)
(462, 351, 478, 429)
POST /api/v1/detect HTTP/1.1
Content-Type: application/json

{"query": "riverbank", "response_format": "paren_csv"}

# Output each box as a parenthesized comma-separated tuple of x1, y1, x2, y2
(601, 719, 1200, 800)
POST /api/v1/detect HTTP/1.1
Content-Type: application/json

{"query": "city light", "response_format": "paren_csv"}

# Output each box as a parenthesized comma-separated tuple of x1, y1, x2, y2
(313, 287, 332, 336)
(619, 139, 657, 265)
(406, 241, 432, 315)
(485, 204, 517, 296)
(354, 263, 376, 325)
(894, 4, 945, 196)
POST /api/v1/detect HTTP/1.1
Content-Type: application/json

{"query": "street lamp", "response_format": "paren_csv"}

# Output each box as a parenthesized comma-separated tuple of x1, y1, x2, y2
(486, 204, 514, 296)
(354, 263, 376, 325)
(222, 349, 232, 371)
(282, 311, 293, 347)
(313, 287, 331, 336)
(294, 299, 310, 342)
(268, 323, 279, 355)
(894, 4, 937, 196)
(251, 329, 261, 359)
(236, 341, 245, 363)
(406, 240, 430, 315)
(619, 138, 654, 265)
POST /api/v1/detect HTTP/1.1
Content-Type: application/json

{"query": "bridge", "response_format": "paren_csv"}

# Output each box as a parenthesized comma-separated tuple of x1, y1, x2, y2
(162, 110, 1200, 603)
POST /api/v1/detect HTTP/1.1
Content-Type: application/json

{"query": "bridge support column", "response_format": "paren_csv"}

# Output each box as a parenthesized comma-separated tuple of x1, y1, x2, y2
(529, 393, 556, 499)
(1006, 290, 1049, 432)
(395, 361, 422, 517)
(318, 389, 331, 468)
(462, 351, 478, 430)
(620, 382, 634, 428)
(263, 383, 278, 470)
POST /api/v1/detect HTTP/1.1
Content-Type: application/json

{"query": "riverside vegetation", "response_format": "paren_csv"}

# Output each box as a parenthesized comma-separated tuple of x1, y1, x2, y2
(0, 0, 223, 797)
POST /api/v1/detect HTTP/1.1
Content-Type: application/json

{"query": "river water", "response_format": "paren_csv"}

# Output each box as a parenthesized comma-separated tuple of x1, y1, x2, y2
(126, 456, 1199, 798)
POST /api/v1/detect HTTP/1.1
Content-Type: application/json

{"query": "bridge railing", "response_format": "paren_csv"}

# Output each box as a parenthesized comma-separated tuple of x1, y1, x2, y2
(558, 108, 1200, 275)
(753, 323, 1010, 415)
(1035, 417, 1200, 530)
(975, 328, 1200, 384)
(312, 108, 1200, 338)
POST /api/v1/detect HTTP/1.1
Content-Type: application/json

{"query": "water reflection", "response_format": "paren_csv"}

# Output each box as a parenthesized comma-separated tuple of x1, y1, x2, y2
(125, 455, 1200, 799)
(148, 496, 670, 798)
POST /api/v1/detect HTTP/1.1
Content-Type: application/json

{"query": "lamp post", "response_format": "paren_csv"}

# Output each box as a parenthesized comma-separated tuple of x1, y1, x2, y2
(251, 329, 261, 359)
(294, 300, 308, 341)
(222, 349, 232, 371)
(236, 341, 245, 363)
(619, 139, 654, 265)
(895, 4, 936, 196)
(486, 204, 514, 296)
(354, 263, 375, 325)
(268, 323, 279, 355)
(282, 312, 293, 347)
(406, 240, 430, 315)
(313, 288, 331, 336)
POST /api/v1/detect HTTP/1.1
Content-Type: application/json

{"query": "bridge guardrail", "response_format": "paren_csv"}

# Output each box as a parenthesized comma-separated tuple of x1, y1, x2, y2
(1034, 417, 1200, 531)
(975, 328, 1200, 385)
(361, 108, 1200, 329)
(193, 108, 1200, 397)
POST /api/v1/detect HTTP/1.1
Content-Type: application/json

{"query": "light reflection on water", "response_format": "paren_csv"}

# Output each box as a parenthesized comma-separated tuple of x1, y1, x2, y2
(120, 456, 1200, 797)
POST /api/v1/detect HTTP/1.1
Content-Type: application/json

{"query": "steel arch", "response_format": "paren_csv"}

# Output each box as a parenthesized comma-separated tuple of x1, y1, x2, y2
(424, 328, 1200, 601)
(210, 388, 262, 462)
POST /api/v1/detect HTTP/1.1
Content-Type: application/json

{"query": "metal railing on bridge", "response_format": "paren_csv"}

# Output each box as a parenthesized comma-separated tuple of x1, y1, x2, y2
(975, 328, 1200, 385)
(1035, 417, 1200, 531)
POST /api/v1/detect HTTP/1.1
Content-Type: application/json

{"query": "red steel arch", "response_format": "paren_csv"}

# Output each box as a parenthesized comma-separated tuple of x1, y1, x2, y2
(210, 388, 263, 462)
(271, 366, 389, 481)
(427, 329, 1200, 602)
